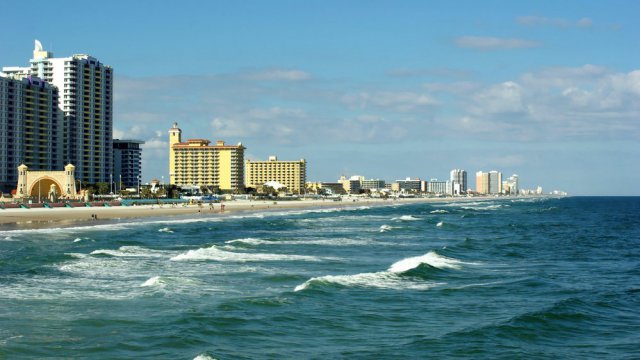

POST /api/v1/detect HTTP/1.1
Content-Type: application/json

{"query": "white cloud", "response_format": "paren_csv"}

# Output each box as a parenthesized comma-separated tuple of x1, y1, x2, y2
(342, 91, 438, 112)
(247, 69, 312, 81)
(454, 36, 540, 50)
(517, 15, 593, 28)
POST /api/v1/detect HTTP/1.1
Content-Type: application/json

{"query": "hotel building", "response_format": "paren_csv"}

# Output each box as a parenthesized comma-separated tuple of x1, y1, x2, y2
(27, 40, 113, 183)
(168, 122, 245, 192)
(245, 156, 306, 194)
(113, 139, 144, 188)
(449, 169, 467, 195)
(476, 170, 503, 194)
(0, 73, 62, 191)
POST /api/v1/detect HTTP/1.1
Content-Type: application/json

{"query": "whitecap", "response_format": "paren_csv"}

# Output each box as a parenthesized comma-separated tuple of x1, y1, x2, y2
(388, 251, 464, 273)
(430, 209, 449, 214)
(226, 237, 369, 247)
(158, 227, 174, 233)
(436, 221, 444, 227)
(170, 245, 323, 262)
(379, 225, 393, 232)
(193, 354, 218, 360)
(294, 272, 441, 292)
(391, 215, 420, 221)
(90, 246, 169, 258)
(141, 276, 164, 287)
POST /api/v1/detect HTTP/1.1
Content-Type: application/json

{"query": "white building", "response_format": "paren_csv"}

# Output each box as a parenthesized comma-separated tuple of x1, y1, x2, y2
(428, 179, 448, 194)
(449, 169, 467, 195)
(502, 174, 519, 195)
(27, 40, 114, 183)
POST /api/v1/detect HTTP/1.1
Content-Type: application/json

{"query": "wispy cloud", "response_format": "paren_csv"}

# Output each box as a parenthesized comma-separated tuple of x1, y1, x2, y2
(454, 36, 540, 50)
(246, 69, 312, 81)
(517, 15, 593, 28)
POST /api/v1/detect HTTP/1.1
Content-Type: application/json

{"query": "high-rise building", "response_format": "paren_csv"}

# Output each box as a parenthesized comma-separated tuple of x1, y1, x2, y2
(449, 169, 467, 195)
(503, 174, 519, 195)
(245, 156, 307, 194)
(113, 139, 145, 189)
(476, 170, 502, 194)
(168, 122, 245, 192)
(0, 73, 62, 191)
(28, 40, 113, 183)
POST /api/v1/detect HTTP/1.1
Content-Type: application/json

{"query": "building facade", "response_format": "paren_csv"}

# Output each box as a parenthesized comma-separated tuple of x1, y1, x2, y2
(168, 122, 245, 192)
(476, 170, 503, 194)
(449, 169, 467, 195)
(361, 178, 386, 190)
(245, 156, 306, 194)
(113, 139, 144, 189)
(427, 179, 448, 194)
(0, 74, 62, 191)
(28, 40, 113, 184)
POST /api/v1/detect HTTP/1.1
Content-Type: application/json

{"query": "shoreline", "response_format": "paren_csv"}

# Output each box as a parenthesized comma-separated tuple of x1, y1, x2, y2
(0, 196, 527, 230)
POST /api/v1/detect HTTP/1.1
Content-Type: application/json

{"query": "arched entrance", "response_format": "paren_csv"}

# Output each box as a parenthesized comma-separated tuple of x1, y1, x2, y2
(29, 177, 64, 202)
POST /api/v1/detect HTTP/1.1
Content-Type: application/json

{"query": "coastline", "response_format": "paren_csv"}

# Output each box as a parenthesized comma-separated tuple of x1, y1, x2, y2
(0, 196, 502, 229)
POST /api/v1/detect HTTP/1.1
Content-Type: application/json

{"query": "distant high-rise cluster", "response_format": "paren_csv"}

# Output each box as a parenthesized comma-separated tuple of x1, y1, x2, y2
(0, 40, 143, 193)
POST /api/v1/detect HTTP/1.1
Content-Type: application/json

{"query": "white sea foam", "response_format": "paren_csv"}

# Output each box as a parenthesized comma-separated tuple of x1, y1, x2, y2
(380, 224, 393, 232)
(90, 246, 169, 258)
(170, 245, 323, 262)
(436, 221, 444, 227)
(158, 227, 174, 233)
(430, 209, 449, 214)
(388, 251, 463, 273)
(141, 276, 164, 287)
(294, 251, 466, 292)
(225, 237, 370, 247)
(392, 215, 420, 221)
(294, 272, 441, 292)
(193, 354, 218, 360)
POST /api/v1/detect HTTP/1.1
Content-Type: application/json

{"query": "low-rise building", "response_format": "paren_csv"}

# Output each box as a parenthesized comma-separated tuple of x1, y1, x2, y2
(245, 155, 306, 194)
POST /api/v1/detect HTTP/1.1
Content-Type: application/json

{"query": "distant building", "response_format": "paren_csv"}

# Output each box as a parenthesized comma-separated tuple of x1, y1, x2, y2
(395, 178, 424, 193)
(306, 182, 346, 195)
(449, 169, 467, 195)
(113, 139, 144, 188)
(245, 155, 307, 194)
(0, 74, 62, 191)
(168, 122, 245, 192)
(476, 170, 502, 194)
(427, 179, 448, 194)
(27, 40, 114, 183)
(361, 178, 386, 191)
(502, 174, 519, 195)
(338, 175, 362, 194)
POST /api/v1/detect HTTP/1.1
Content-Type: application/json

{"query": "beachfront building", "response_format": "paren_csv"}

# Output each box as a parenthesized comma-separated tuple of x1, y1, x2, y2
(14, 163, 79, 201)
(26, 40, 114, 184)
(339, 175, 362, 194)
(306, 182, 346, 195)
(427, 179, 448, 194)
(168, 122, 245, 192)
(361, 178, 386, 191)
(245, 156, 307, 194)
(449, 169, 467, 195)
(0, 73, 62, 192)
(113, 139, 145, 189)
(394, 178, 425, 193)
(476, 170, 503, 194)
(502, 174, 519, 195)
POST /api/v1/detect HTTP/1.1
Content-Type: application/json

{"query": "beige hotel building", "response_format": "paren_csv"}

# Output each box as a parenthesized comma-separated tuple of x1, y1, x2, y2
(245, 156, 306, 194)
(168, 122, 245, 192)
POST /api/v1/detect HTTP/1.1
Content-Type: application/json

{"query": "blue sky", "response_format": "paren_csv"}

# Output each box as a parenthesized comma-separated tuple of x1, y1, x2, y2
(1, 1, 639, 195)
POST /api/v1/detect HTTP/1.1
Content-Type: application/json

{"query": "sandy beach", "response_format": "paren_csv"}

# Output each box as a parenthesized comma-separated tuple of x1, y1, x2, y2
(0, 196, 489, 229)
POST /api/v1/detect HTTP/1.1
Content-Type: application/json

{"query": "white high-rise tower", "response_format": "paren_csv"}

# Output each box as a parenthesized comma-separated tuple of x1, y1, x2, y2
(29, 40, 113, 183)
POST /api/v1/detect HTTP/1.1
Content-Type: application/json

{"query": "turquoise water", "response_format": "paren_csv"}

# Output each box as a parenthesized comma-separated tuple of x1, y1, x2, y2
(1, 197, 639, 359)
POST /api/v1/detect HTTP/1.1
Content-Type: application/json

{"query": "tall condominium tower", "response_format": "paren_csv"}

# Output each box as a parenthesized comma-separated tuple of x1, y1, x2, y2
(29, 40, 113, 183)
(0, 73, 62, 191)
(476, 170, 503, 194)
(449, 169, 467, 195)
(113, 139, 145, 188)
(168, 122, 245, 192)
(245, 156, 307, 194)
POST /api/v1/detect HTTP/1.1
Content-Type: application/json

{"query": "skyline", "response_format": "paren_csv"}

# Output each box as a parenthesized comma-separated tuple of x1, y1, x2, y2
(1, 1, 638, 195)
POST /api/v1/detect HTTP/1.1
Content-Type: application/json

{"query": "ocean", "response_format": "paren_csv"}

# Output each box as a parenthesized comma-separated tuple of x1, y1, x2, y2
(1, 196, 639, 359)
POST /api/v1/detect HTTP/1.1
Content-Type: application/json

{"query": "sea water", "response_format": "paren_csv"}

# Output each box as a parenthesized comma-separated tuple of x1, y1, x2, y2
(1, 197, 639, 359)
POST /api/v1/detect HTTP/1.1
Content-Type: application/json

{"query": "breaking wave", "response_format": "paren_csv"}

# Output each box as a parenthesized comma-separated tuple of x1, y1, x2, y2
(295, 251, 466, 292)
(392, 215, 421, 221)
(171, 245, 324, 262)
